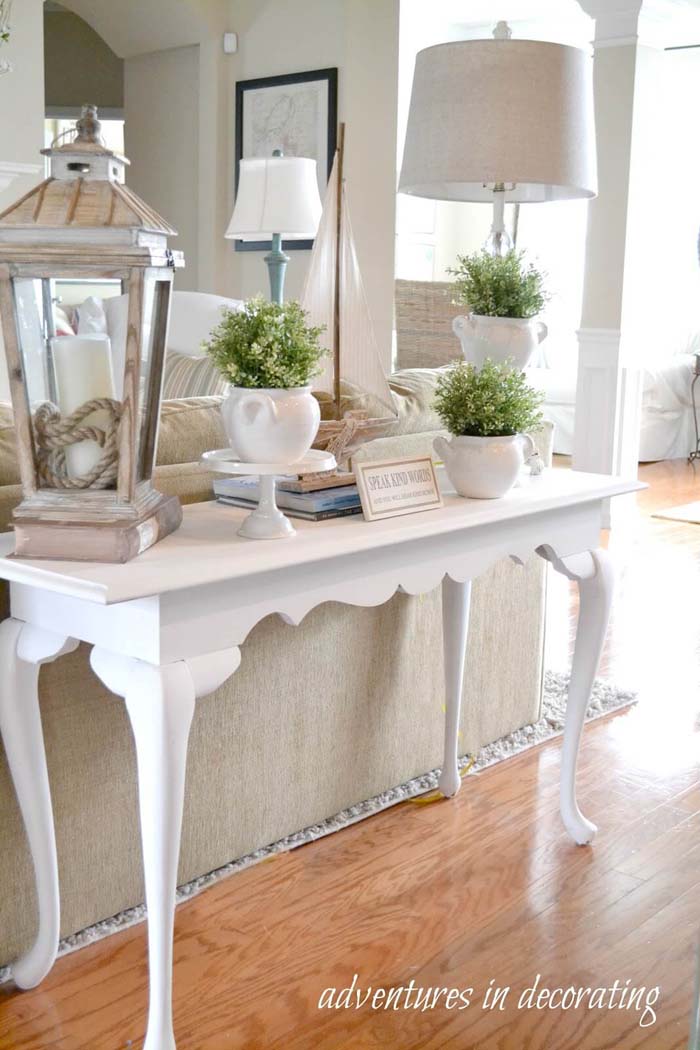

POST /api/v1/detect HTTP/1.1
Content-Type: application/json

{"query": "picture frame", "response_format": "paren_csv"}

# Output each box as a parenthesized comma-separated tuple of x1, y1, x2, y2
(234, 67, 338, 253)
(355, 456, 444, 522)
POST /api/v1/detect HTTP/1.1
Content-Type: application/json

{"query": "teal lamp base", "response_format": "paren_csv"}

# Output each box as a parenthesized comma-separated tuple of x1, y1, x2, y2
(265, 232, 289, 305)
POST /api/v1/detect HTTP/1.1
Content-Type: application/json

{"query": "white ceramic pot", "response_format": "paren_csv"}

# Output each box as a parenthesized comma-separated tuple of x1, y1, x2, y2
(453, 314, 548, 370)
(434, 432, 537, 499)
(221, 385, 320, 464)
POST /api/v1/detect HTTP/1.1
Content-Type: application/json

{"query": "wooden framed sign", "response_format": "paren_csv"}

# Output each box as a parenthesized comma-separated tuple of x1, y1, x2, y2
(354, 456, 443, 522)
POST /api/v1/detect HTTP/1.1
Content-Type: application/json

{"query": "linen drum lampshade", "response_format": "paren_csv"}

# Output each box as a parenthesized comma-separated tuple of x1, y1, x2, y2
(399, 37, 597, 204)
(226, 156, 322, 240)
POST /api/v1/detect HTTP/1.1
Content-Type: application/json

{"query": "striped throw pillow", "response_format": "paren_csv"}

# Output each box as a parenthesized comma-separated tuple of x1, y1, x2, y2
(162, 351, 230, 400)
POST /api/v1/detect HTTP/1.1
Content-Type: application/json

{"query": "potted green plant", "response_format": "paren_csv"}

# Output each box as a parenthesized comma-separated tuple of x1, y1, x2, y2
(433, 359, 544, 499)
(204, 296, 327, 463)
(449, 249, 549, 370)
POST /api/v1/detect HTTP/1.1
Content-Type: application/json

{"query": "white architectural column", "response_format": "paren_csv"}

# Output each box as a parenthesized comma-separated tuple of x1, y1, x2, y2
(574, 1, 669, 507)
(574, 2, 643, 492)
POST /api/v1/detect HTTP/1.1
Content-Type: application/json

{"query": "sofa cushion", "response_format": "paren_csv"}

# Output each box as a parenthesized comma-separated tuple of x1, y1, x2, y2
(0, 482, 21, 534)
(102, 294, 128, 397)
(354, 420, 554, 470)
(0, 403, 19, 486)
(315, 369, 444, 436)
(168, 291, 244, 356)
(157, 396, 227, 465)
(0, 397, 228, 483)
(386, 368, 444, 435)
(0, 368, 446, 486)
(163, 351, 230, 400)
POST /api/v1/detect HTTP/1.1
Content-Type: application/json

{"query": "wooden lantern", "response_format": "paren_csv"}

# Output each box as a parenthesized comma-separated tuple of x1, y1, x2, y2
(0, 105, 184, 562)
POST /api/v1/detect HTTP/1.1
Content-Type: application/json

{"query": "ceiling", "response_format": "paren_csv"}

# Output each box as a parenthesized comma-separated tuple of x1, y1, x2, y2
(402, 0, 700, 47)
(642, 0, 700, 45)
(46, 0, 226, 57)
(429, 0, 588, 25)
(400, 0, 592, 48)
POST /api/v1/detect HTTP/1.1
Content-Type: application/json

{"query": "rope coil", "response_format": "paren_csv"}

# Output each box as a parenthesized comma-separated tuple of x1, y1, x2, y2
(33, 398, 122, 490)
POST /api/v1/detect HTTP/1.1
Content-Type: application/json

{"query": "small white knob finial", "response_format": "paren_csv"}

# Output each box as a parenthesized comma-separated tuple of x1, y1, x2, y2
(74, 104, 104, 145)
(493, 21, 512, 40)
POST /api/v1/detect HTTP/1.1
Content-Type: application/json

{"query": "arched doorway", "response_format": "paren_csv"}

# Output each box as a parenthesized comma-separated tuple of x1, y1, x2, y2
(44, 0, 213, 292)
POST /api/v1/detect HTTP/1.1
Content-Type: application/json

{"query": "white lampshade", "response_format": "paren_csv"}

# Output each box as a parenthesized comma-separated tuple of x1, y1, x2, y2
(225, 156, 322, 240)
(399, 39, 597, 203)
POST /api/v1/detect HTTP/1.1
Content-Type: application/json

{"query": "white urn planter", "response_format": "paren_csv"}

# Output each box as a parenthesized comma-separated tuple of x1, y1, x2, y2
(434, 432, 538, 499)
(221, 385, 320, 464)
(453, 314, 548, 371)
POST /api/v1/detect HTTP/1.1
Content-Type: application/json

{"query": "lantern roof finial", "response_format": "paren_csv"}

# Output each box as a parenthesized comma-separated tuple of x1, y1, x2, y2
(74, 103, 103, 146)
(43, 103, 122, 161)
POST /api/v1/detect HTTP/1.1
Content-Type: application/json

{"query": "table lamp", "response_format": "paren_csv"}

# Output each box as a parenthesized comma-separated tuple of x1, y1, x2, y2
(398, 22, 597, 255)
(225, 150, 322, 303)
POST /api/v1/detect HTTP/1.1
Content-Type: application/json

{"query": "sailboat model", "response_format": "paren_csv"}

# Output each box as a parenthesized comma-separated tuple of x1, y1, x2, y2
(302, 124, 397, 464)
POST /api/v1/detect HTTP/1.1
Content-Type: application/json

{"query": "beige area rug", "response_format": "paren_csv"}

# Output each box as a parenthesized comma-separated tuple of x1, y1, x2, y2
(653, 501, 700, 524)
(0, 670, 636, 983)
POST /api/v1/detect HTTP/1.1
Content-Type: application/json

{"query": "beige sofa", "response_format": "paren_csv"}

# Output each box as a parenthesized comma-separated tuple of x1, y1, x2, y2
(0, 376, 552, 967)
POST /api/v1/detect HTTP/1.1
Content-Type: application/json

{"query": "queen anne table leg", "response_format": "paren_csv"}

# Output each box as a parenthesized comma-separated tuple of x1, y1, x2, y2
(439, 576, 472, 798)
(90, 646, 240, 1050)
(537, 546, 615, 845)
(0, 618, 78, 988)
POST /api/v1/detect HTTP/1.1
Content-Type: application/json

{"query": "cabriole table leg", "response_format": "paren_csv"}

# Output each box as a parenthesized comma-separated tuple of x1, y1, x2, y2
(439, 576, 472, 798)
(90, 646, 240, 1050)
(0, 618, 78, 988)
(538, 546, 615, 844)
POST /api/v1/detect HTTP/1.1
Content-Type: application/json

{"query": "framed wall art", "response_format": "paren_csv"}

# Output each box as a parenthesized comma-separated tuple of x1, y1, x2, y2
(234, 67, 338, 252)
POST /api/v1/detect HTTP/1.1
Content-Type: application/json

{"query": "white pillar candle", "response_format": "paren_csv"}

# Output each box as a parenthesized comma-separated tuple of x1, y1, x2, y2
(51, 334, 116, 481)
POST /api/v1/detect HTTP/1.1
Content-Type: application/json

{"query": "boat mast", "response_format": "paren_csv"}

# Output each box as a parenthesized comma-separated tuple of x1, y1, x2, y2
(333, 122, 345, 413)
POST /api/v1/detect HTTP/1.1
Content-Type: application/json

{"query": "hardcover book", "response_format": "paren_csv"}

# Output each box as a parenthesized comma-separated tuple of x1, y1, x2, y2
(217, 495, 362, 522)
(213, 477, 361, 513)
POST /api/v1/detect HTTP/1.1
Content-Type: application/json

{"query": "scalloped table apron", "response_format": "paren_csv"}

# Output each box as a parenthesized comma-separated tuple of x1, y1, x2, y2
(0, 468, 642, 1050)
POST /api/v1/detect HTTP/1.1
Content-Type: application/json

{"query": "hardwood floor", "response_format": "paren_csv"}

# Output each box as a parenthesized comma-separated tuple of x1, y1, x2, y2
(1, 459, 699, 1050)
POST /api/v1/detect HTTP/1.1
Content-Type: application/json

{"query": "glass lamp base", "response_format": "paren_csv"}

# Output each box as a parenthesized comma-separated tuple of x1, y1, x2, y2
(484, 228, 513, 257)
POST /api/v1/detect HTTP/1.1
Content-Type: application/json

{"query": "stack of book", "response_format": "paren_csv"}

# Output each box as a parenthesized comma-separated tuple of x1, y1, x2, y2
(214, 476, 362, 521)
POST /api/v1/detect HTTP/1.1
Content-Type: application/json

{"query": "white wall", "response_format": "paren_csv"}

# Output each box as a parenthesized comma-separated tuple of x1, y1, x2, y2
(0, 0, 45, 401)
(44, 7, 123, 114)
(221, 0, 400, 371)
(646, 46, 700, 357)
(0, 0, 44, 211)
(57, 0, 232, 300)
(69, 0, 401, 371)
(55, 0, 218, 60)
(125, 45, 201, 290)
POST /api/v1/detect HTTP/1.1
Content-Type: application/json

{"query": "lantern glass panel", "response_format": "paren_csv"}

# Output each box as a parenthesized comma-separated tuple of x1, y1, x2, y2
(11, 275, 125, 492)
(136, 272, 171, 482)
(12, 278, 52, 409)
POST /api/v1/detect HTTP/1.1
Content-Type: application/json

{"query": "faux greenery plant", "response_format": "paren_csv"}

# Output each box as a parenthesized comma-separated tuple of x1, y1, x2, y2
(0, 0, 10, 44)
(204, 297, 326, 389)
(449, 249, 548, 319)
(434, 359, 543, 438)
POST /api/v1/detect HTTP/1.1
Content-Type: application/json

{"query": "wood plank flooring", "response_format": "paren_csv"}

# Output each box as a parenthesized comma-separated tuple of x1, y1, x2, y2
(1, 458, 699, 1050)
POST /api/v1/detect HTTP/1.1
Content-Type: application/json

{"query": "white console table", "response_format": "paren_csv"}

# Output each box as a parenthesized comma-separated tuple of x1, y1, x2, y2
(0, 469, 640, 1050)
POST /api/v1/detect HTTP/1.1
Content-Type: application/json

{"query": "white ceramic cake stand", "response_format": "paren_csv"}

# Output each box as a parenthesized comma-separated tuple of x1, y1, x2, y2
(202, 448, 337, 539)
